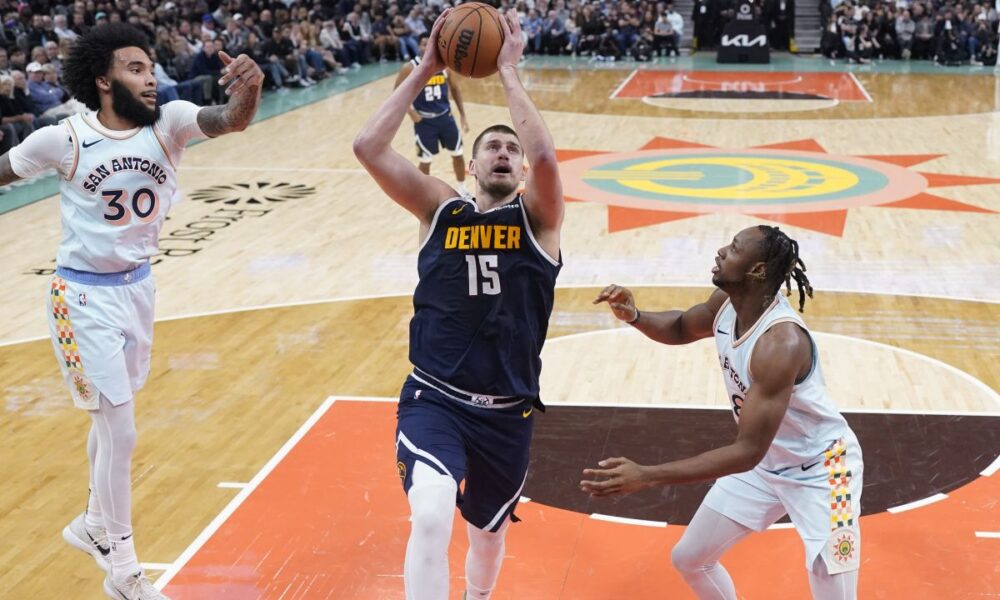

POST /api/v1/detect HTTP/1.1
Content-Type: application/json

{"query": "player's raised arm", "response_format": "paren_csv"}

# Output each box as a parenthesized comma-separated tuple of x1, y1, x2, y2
(354, 10, 458, 226)
(495, 10, 562, 233)
(196, 51, 264, 136)
(593, 285, 728, 345)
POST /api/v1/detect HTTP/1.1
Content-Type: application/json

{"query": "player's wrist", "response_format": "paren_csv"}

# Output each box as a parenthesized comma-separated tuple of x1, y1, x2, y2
(626, 308, 640, 325)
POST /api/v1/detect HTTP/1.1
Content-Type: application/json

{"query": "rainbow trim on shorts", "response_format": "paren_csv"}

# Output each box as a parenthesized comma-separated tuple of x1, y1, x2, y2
(825, 438, 853, 530)
(50, 277, 96, 404)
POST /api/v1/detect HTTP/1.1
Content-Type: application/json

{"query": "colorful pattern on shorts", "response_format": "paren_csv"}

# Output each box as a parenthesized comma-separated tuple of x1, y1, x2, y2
(825, 438, 853, 529)
(50, 278, 93, 403)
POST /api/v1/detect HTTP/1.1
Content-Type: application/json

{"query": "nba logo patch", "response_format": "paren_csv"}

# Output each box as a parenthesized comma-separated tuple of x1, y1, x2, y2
(78, 293, 87, 306)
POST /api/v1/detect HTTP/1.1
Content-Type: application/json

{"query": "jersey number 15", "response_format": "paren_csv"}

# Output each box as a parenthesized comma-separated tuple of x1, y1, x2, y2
(465, 255, 500, 296)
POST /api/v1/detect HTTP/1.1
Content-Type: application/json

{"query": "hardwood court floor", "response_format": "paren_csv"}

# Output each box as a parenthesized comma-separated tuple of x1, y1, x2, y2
(0, 57, 998, 598)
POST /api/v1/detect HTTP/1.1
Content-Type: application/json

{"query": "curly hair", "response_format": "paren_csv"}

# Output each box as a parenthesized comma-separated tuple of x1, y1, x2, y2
(62, 23, 152, 111)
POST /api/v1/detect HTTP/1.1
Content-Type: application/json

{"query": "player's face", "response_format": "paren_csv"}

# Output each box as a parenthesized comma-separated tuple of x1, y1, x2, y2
(712, 227, 765, 290)
(471, 132, 525, 197)
(102, 47, 159, 126)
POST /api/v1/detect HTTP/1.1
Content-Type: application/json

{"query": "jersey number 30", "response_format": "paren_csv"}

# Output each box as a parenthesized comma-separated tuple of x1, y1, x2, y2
(102, 188, 159, 225)
(465, 255, 500, 296)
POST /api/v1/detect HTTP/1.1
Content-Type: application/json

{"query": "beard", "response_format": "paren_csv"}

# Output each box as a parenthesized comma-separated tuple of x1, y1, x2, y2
(478, 174, 518, 198)
(110, 79, 159, 127)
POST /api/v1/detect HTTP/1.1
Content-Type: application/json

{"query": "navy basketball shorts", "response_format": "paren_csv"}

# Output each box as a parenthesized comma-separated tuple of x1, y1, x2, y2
(414, 115, 463, 162)
(395, 375, 535, 532)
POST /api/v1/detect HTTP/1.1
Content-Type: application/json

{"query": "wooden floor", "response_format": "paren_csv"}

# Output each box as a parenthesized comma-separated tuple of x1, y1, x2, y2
(0, 58, 998, 599)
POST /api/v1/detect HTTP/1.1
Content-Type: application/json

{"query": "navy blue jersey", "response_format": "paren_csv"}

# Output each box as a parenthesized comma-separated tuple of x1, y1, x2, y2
(410, 196, 561, 398)
(411, 57, 451, 118)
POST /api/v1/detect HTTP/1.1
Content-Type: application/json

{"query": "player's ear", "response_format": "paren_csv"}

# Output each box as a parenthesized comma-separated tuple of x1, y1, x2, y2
(747, 262, 767, 283)
(96, 75, 111, 93)
(468, 157, 476, 175)
(520, 162, 529, 182)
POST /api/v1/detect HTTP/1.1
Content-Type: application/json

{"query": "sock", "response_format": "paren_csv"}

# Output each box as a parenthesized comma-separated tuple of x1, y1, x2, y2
(84, 487, 104, 531)
(109, 532, 141, 578)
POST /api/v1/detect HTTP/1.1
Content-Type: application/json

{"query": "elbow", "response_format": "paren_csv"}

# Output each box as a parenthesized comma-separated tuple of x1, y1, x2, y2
(352, 134, 372, 162)
(734, 442, 767, 473)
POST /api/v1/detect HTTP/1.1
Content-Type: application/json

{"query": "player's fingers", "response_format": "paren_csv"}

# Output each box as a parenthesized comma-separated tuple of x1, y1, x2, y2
(218, 50, 233, 66)
(498, 9, 513, 37)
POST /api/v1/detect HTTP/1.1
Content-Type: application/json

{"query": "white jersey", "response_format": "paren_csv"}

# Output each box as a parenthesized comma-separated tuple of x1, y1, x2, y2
(10, 101, 206, 273)
(713, 293, 851, 472)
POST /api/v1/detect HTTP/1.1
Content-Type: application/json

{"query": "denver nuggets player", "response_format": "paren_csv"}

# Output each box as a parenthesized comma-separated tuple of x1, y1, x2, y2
(394, 36, 470, 194)
(0, 24, 263, 600)
(354, 10, 562, 600)
(584, 226, 863, 600)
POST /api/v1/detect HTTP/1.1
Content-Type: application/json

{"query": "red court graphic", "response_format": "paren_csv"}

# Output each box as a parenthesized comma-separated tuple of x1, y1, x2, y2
(160, 399, 1000, 599)
(613, 71, 871, 102)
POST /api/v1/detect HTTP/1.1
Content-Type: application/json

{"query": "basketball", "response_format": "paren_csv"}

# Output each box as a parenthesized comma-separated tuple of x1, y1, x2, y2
(437, 3, 506, 79)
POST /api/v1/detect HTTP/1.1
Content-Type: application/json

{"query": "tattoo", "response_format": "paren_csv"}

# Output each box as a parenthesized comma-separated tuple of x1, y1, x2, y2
(0, 154, 21, 187)
(196, 87, 261, 137)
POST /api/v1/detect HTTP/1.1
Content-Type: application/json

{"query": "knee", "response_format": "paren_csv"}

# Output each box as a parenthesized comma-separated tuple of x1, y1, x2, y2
(468, 523, 506, 553)
(671, 539, 707, 575)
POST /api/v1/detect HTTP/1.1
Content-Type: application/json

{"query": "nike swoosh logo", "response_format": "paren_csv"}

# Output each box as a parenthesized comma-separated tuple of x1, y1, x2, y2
(87, 531, 110, 555)
(522, 407, 533, 418)
(802, 461, 821, 471)
(451, 205, 465, 215)
(717, 328, 729, 335)
(82, 139, 103, 148)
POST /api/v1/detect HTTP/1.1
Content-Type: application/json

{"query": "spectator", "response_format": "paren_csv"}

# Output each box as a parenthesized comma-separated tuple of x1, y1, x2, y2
(150, 47, 203, 105)
(342, 12, 373, 64)
(54, 14, 79, 41)
(896, 9, 916, 58)
(0, 75, 35, 148)
(543, 10, 568, 55)
(654, 11, 679, 56)
(28, 63, 78, 119)
(391, 14, 419, 61)
(188, 34, 225, 103)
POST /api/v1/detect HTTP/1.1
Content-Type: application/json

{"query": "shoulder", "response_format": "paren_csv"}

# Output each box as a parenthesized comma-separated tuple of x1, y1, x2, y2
(752, 321, 810, 373)
(157, 100, 203, 131)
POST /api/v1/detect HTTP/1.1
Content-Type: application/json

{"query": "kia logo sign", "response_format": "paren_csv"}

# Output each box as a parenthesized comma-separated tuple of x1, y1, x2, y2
(721, 34, 768, 47)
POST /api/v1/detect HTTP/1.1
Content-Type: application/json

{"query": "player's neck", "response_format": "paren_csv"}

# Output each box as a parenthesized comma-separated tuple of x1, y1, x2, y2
(728, 290, 774, 338)
(474, 189, 518, 212)
(96, 108, 140, 131)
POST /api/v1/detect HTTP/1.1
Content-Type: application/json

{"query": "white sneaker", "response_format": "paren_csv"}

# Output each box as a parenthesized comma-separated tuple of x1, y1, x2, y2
(62, 511, 110, 572)
(104, 569, 170, 600)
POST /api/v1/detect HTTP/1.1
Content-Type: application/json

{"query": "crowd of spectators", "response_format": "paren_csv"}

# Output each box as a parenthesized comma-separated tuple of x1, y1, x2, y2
(819, 0, 998, 64)
(0, 0, 994, 153)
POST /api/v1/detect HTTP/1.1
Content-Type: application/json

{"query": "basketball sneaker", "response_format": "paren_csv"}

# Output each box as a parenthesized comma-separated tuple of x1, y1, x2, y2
(62, 511, 110, 571)
(104, 569, 170, 600)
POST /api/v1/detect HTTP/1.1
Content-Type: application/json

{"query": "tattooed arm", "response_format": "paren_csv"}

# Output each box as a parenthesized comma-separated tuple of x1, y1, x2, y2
(196, 51, 264, 137)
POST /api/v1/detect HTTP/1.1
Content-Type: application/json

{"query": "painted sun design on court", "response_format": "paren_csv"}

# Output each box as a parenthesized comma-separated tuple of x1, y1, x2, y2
(188, 182, 317, 206)
(556, 137, 998, 236)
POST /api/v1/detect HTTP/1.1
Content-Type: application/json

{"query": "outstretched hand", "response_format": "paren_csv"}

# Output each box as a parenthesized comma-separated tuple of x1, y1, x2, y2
(593, 284, 639, 324)
(218, 51, 264, 97)
(580, 457, 649, 498)
(421, 8, 453, 74)
(496, 9, 525, 70)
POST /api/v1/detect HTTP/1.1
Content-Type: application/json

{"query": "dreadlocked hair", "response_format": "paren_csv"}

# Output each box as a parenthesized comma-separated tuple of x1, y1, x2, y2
(756, 225, 814, 312)
(62, 23, 152, 111)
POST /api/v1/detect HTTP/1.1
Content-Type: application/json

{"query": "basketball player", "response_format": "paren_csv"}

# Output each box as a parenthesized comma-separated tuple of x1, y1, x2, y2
(0, 24, 263, 600)
(354, 9, 562, 600)
(394, 36, 471, 195)
(583, 226, 863, 600)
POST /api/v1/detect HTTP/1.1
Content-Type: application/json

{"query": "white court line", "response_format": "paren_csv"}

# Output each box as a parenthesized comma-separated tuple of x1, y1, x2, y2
(981, 453, 1000, 477)
(3, 284, 998, 348)
(975, 531, 1000, 539)
(767, 522, 796, 530)
(848, 72, 874, 103)
(217, 482, 248, 489)
(155, 396, 337, 590)
(142, 562, 175, 571)
(591, 513, 667, 528)
(181, 166, 367, 174)
(887, 493, 948, 514)
(541, 326, 1000, 411)
(609, 69, 639, 100)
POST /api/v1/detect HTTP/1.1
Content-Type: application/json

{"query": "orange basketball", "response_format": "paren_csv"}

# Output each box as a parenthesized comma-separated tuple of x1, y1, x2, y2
(437, 3, 506, 79)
